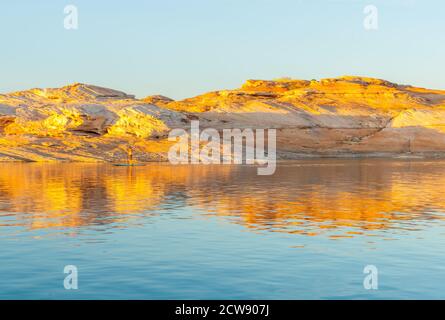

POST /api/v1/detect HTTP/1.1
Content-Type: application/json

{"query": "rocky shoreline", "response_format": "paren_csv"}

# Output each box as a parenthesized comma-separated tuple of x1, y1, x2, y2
(1, 76, 445, 162)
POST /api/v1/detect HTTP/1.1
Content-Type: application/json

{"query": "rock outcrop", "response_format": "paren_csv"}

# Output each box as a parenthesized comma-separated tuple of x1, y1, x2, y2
(164, 76, 445, 157)
(1, 76, 445, 162)
(0, 84, 186, 161)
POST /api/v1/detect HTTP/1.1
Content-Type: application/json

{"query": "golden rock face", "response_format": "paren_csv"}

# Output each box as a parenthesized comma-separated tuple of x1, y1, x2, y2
(1, 76, 445, 161)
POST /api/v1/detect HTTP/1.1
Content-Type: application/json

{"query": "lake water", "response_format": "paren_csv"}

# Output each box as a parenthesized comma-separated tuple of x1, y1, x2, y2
(0, 160, 444, 299)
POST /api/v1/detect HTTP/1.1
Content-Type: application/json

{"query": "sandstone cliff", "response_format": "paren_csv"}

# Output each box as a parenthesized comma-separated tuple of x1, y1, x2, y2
(1, 76, 445, 162)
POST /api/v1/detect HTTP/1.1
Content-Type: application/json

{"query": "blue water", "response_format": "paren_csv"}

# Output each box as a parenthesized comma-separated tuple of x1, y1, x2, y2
(0, 160, 444, 299)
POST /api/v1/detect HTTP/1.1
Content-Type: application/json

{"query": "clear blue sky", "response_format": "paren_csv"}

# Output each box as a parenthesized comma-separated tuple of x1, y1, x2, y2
(1, 0, 444, 99)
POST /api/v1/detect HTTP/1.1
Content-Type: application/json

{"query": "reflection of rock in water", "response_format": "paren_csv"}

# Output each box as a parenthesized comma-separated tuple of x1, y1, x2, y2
(0, 161, 444, 237)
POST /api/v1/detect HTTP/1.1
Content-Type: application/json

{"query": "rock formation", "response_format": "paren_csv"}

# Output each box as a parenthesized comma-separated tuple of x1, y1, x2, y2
(1, 76, 445, 162)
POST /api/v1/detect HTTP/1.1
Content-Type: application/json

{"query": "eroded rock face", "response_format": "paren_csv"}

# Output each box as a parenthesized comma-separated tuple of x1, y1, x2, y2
(0, 84, 187, 136)
(142, 95, 174, 107)
(1, 77, 445, 162)
(9, 83, 136, 102)
(0, 84, 187, 161)
(164, 76, 445, 157)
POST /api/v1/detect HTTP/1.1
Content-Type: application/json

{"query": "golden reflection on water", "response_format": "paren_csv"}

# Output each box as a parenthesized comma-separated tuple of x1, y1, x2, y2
(0, 160, 444, 236)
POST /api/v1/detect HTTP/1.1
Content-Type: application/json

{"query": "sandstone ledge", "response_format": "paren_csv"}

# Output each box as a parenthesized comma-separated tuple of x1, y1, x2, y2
(1, 77, 445, 162)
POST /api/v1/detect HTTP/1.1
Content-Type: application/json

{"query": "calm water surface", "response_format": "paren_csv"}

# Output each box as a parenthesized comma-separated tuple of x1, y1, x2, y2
(0, 160, 444, 299)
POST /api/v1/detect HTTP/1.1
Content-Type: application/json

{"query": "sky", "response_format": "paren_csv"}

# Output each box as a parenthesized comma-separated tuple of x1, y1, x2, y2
(1, 0, 444, 99)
